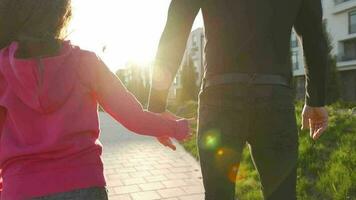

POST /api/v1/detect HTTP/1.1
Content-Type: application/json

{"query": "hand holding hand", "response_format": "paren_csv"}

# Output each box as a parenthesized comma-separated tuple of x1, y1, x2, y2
(160, 111, 181, 120)
(156, 111, 192, 150)
(161, 111, 196, 124)
(301, 105, 329, 140)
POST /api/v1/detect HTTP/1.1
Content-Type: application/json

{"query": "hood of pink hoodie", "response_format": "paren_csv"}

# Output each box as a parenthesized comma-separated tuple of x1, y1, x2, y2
(0, 41, 80, 114)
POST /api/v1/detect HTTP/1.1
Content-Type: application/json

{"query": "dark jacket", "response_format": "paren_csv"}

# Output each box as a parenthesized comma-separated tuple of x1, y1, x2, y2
(149, 0, 328, 111)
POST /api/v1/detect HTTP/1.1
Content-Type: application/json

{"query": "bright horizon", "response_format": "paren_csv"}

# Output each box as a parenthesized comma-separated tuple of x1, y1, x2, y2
(69, 0, 203, 72)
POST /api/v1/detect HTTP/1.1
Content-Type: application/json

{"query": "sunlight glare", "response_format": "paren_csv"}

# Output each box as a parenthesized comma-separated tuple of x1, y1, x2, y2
(69, 0, 203, 72)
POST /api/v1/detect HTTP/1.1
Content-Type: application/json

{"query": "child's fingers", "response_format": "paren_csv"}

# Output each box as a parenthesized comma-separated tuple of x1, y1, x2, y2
(166, 142, 177, 151)
(157, 137, 169, 146)
(157, 137, 176, 151)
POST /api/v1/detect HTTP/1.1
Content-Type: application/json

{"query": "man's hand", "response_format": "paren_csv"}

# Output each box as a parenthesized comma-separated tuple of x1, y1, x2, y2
(301, 105, 329, 140)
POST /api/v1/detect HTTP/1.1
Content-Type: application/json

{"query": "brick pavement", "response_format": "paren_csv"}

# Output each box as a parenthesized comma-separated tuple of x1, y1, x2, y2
(99, 112, 205, 200)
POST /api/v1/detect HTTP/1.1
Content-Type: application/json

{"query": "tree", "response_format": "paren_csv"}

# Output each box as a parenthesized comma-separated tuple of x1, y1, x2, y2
(179, 55, 199, 103)
(116, 63, 151, 106)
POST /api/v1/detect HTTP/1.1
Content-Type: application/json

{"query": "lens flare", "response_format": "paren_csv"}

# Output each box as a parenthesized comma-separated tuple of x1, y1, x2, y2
(201, 129, 221, 150)
(206, 136, 216, 146)
(227, 163, 241, 183)
(217, 149, 224, 156)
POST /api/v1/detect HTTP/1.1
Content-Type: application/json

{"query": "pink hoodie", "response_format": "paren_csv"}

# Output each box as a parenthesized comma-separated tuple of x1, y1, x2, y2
(0, 41, 189, 199)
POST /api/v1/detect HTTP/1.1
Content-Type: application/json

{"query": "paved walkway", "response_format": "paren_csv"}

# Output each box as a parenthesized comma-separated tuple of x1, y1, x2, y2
(99, 112, 205, 200)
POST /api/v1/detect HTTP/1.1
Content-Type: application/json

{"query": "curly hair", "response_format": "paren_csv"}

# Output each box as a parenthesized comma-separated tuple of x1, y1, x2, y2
(0, 0, 72, 49)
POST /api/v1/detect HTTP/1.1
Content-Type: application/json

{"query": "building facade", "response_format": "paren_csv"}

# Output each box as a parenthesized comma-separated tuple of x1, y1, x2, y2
(294, 0, 356, 102)
(168, 28, 205, 100)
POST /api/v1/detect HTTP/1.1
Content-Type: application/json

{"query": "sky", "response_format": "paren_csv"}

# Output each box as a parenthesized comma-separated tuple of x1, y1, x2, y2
(69, 0, 203, 72)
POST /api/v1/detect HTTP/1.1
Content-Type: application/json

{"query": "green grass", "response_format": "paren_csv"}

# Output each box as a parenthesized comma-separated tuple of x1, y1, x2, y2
(175, 101, 356, 200)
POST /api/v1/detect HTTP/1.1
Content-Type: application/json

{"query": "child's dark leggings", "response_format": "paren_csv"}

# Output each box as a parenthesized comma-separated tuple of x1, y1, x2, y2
(31, 187, 108, 200)
(198, 85, 298, 200)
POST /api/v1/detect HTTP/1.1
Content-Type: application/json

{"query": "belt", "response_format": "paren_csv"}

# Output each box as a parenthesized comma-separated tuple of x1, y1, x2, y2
(203, 73, 291, 89)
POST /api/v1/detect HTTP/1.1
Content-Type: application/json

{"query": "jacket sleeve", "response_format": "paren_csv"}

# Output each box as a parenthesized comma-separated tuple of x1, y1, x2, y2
(294, 0, 328, 107)
(82, 53, 189, 140)
(148, 0, 202, 113)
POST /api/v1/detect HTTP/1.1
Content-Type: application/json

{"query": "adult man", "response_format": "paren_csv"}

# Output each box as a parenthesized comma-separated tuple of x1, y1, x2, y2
(149, 0, 329, 199)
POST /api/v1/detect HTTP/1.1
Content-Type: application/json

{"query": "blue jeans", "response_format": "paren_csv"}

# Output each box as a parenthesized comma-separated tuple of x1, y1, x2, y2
(31, 187, 108, 200)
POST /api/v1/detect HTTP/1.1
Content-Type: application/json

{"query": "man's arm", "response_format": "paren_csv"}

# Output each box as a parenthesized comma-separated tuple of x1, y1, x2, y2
(148, 0, 201, 113)
(294, 0, 329, 140)
(294, 0, 328, 107)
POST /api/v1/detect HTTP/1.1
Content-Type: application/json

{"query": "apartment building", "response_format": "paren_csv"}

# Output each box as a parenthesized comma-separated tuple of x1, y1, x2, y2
(294, 0, 356, 101)
(168, 28, 205, 100)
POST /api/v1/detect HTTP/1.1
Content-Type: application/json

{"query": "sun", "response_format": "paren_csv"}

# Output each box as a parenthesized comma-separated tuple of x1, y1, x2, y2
(69, 0, 203, 72)
(100, 41, 154, 69)
(68, 0, 170, 71)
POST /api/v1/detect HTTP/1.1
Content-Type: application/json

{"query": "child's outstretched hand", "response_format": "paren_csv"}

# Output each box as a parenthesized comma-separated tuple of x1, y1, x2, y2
(156, 111, 192, 151)
(157, 136, 177, 151)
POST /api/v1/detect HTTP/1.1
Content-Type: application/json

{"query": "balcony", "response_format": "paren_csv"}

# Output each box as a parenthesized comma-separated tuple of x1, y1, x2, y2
(333, 0, 356, 14)
(338, 55, 356, 70)
(335, 0, 352, 5)
(339, 55, 356, 62)
(337, 38, 356, 69)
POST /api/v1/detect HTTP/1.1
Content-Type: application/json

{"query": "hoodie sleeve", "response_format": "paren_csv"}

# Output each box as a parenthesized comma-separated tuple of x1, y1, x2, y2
(0, 170, 2, 195)
(0, 106, 5, 137)
(0, 74, 6, 131)
(79, 51, 189, 140)
(0, 74, 3, 196)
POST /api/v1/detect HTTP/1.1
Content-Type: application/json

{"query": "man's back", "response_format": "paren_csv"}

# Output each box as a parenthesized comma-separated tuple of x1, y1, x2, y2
(201, 0, 304, 76)
(150, 0, 327, 112)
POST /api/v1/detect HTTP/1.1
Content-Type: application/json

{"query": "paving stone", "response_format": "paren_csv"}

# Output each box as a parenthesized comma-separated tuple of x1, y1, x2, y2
(131, 191, 161, 200)
(113, 185, 141, 195)
(157, 188, 187, 198)
(99, 112, 205, 200)
(162, 180, 187, 188)
(109, 194, 132, 200)
(179, 194, 205, 200)
(138, 182, 165, 191)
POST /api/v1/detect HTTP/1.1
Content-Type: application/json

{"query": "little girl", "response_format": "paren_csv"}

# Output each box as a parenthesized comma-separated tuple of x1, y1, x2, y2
(0, 0, 189, 199)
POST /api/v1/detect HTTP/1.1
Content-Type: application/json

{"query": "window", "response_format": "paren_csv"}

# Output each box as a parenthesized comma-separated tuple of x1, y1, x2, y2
(192, 35, 198, 47)
(342, 39, 356, 61)
(291, 38, 298, 48)
(292, 51, 299, 70)
(290, 30, 299, 48)
(350, 10, 356, 34)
